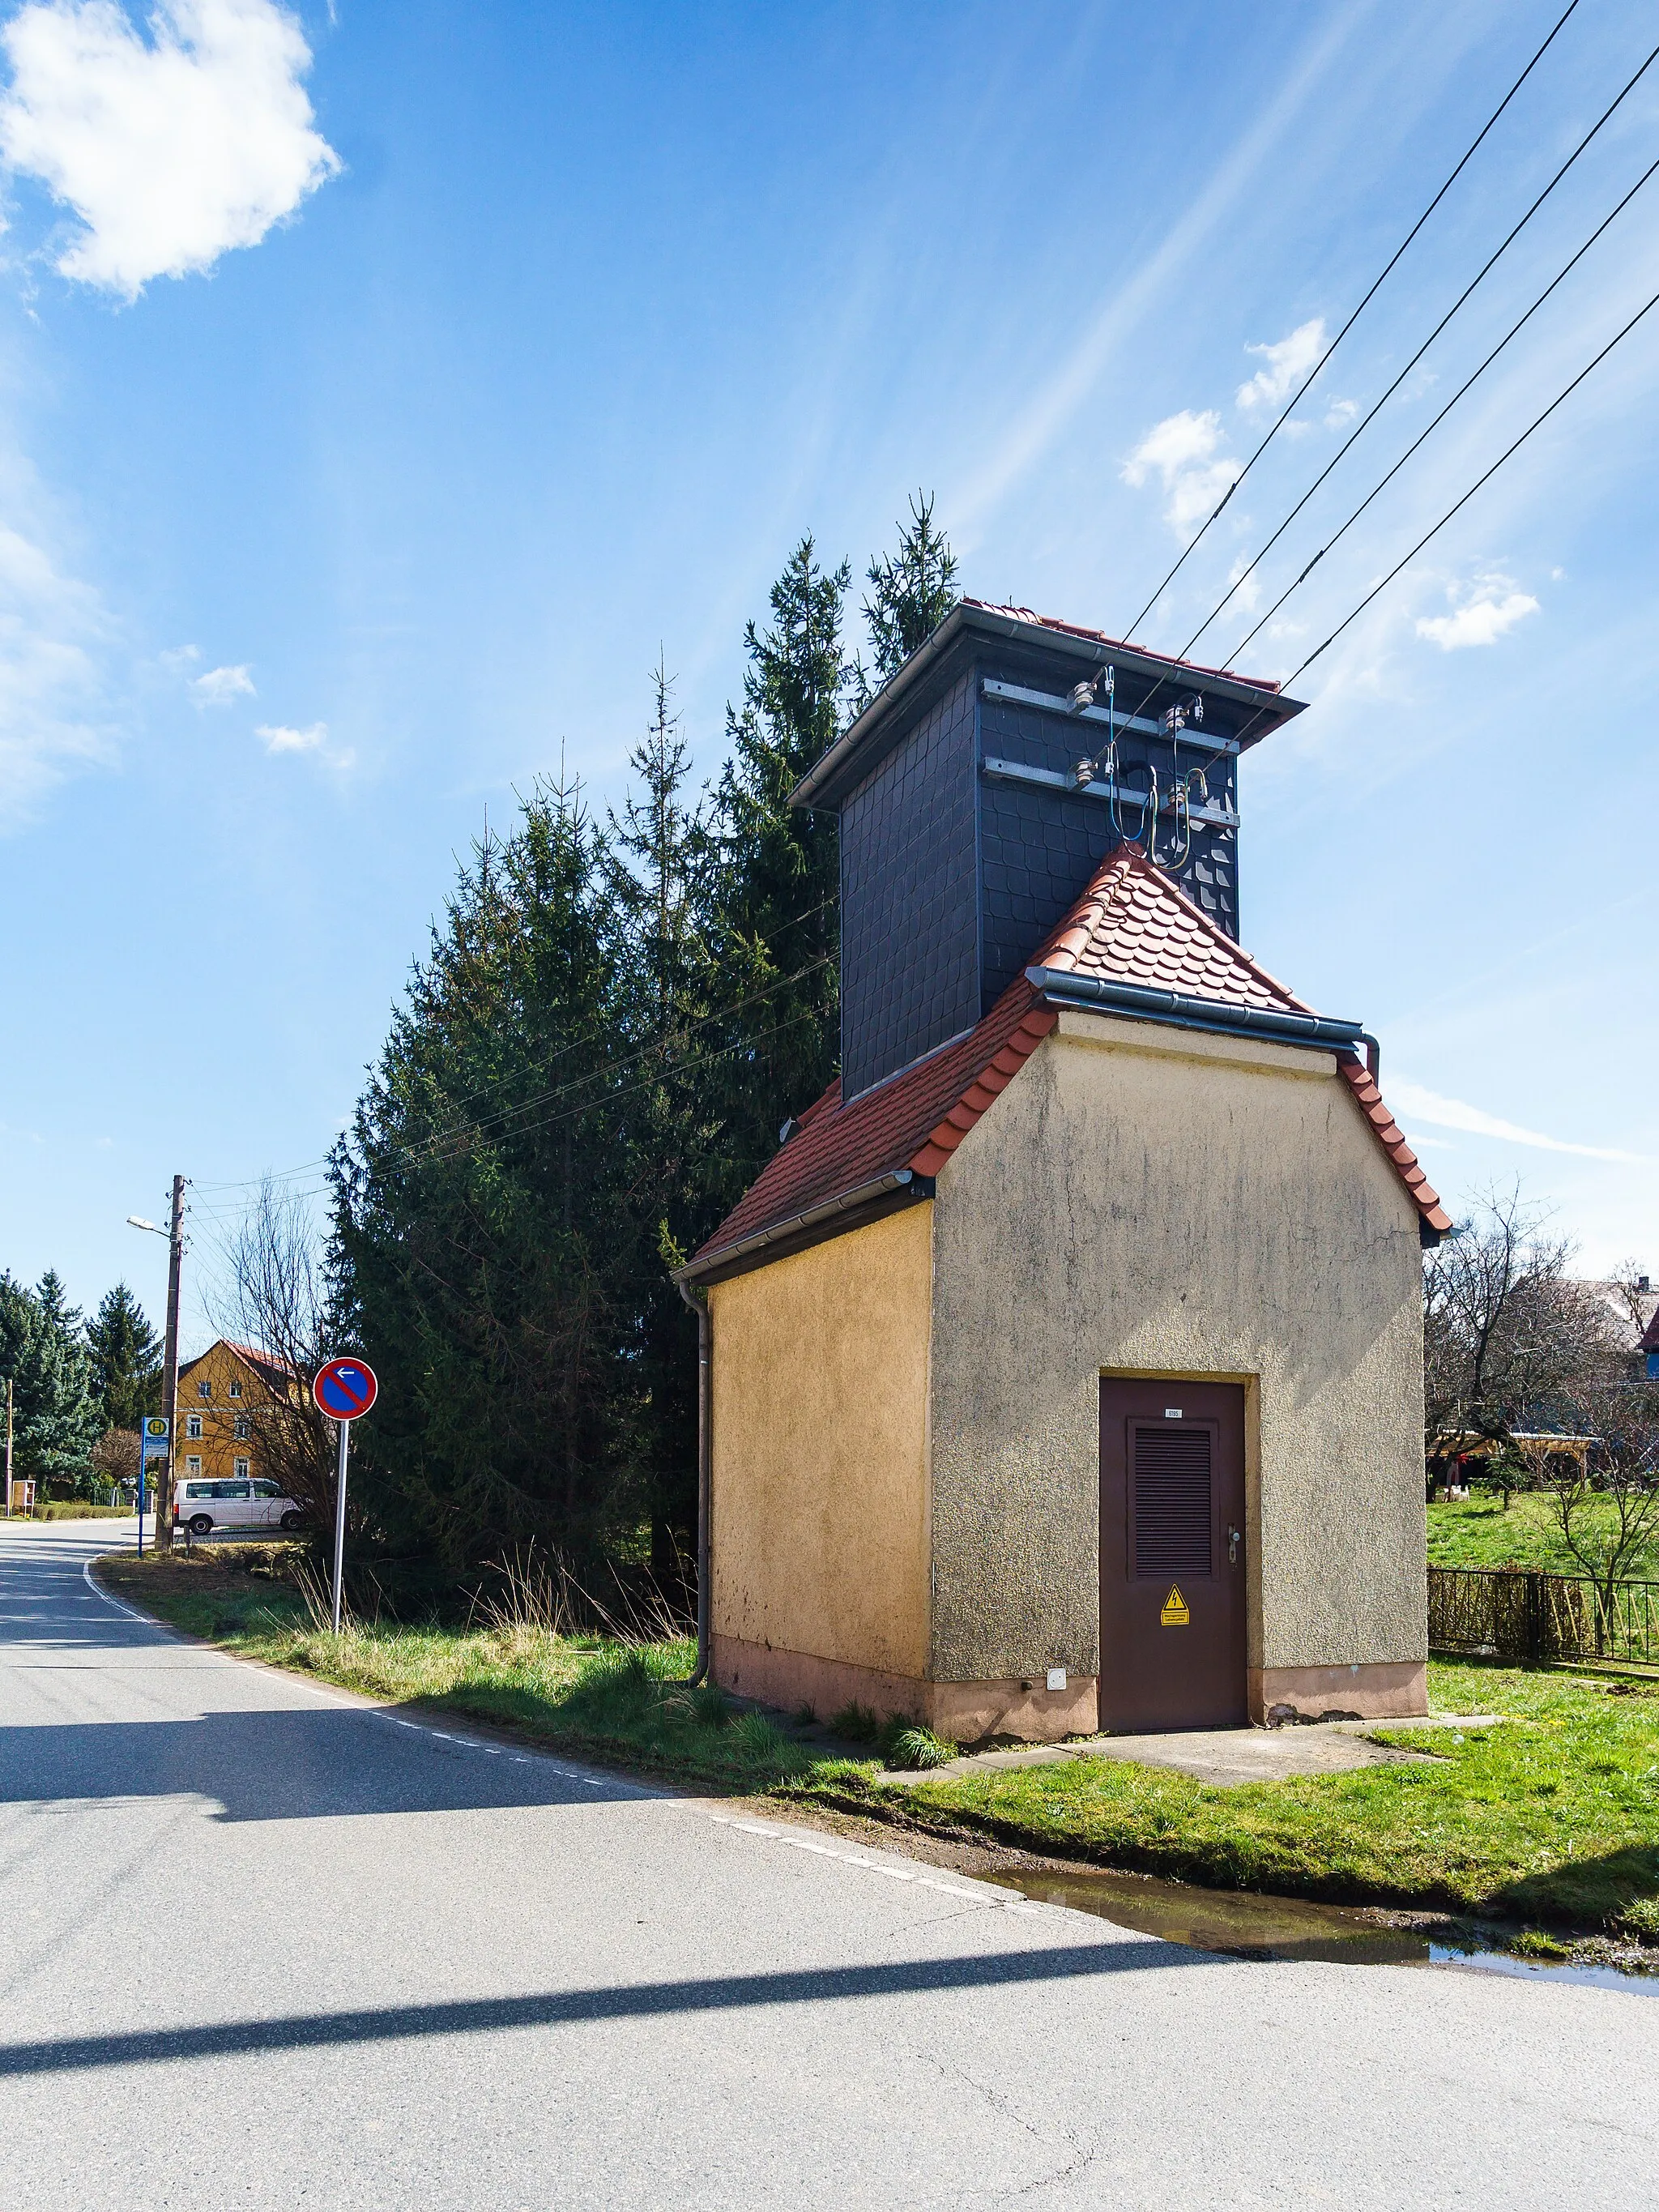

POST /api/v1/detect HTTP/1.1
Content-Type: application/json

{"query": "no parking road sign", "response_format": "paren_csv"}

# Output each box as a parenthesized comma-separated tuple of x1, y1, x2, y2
(313, 1357, 378, 1421)
(313, 1356, 377, 1633)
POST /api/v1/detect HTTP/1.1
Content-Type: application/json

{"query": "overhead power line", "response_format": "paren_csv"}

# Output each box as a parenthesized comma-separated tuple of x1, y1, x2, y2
(194, 892, 836, 1196)
(1182, 33, 1659, 660)
(1183, 275, 1659, 784)
(357, 953, 833, 1180)
(1120, 0, 1585, 640)
(1282, 281, 1659, 682)
(1224, 148, 1659, 664)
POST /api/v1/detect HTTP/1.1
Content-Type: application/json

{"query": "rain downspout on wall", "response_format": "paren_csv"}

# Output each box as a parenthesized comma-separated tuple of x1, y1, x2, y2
(676, 1277, 712, 1687)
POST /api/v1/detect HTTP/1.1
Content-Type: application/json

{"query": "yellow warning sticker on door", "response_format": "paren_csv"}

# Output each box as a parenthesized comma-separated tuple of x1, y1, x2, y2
(1160, 1586, 1190, 1627)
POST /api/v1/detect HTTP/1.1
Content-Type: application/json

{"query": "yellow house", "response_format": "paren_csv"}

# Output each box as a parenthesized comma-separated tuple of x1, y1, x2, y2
(173, 1339, 300, 1491)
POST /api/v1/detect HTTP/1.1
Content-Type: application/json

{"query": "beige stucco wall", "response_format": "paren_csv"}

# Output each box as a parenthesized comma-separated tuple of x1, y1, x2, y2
(708, 1203, 933, 1679)
(928, 1011, 1427, 1685)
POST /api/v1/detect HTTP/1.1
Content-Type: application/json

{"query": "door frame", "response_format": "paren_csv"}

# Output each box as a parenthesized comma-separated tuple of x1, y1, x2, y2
(1097, 1367, 1262, 1707)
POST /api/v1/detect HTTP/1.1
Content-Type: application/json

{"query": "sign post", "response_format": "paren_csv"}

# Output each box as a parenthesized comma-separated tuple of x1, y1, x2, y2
(138, 1417, 169, 1558)
(312, 1358, 378, 1633)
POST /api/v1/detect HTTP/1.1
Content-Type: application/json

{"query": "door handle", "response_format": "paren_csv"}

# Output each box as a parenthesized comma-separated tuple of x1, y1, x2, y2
(1228, 1525, 1241, 1565)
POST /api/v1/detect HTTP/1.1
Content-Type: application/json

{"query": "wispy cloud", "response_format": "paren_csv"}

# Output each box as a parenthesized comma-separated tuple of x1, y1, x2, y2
(0, 510, 117, 831)
(0, 0, 339, 299)
(256, 719, 325, 753)
(953, 9, 1356, 529)
(191, 661, 254, 706)
(1415, 569, 1539, 653)
(1236, 317, 1324, 410)
(1391, 1079, 1645, 1164)
(1122, 408, 1241, 540)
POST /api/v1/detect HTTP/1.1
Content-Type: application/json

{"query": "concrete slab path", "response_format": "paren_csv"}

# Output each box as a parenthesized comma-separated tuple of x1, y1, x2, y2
(3, 1520, 1653, 2210)
(887, 1712, 1503, 1789)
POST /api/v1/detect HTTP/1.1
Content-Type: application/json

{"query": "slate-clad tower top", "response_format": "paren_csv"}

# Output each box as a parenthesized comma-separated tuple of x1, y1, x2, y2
(790, 599, 1306, 1102)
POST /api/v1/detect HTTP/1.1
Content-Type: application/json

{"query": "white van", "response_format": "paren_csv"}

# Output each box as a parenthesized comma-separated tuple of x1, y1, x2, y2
(177, 1478, 305, 1535)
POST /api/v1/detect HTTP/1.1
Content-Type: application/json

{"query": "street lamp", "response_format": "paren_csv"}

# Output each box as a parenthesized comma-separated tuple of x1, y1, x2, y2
(126, 1180, 186, 1556)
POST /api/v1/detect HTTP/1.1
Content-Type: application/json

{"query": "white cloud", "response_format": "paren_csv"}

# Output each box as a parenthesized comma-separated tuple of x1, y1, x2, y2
(256, 718, 323, 753)
(1122, 408, 1242, 539)
(0, 0, 339, 299)
(1324, 398, 1357, 428)
(190, 660, 254, 705)
(1415, 570, 1539, 652)
(1237, 317, 1324, 410)
(1390, 1080, 1645, 1164)
(1225, 552, 1260, 613)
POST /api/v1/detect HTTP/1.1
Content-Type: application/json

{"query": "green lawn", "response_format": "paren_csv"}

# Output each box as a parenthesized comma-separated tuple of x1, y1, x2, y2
(102, 1550, 1659, 1944)
(1427, 1492, 1659, 1581)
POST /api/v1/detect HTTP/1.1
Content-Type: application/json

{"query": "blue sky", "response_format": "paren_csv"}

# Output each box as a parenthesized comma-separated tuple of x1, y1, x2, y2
(0, 0, 1654, 1348)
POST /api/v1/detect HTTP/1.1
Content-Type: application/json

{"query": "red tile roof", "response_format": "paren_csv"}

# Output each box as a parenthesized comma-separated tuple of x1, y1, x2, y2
(1036, 841, 1309, 1010)
(179, 1339, 303, 1398)
(686, 843, 1448, 1273)
(960, 598, 1282, 695)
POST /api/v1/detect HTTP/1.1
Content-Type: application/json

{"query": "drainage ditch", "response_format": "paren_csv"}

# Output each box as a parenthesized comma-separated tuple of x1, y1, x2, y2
(979, 1864, 1659, 1992)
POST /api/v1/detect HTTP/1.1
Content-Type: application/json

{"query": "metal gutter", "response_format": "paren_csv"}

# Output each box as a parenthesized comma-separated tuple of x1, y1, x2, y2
(673, 1275, 712, 1687)
(674, 1168, 934, 1286)
(1026, 966, 1380, 1078)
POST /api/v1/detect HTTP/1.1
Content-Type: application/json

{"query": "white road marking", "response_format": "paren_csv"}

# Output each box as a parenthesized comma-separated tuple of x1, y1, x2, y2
(67, 1542, 1036, 1911)
(80, 1561, 151, 1621)
(707, 1812, 1043, 1911)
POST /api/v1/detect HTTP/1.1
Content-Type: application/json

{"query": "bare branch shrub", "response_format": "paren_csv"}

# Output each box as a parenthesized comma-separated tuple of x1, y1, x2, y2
(90, 1427, 139, 1498)
(1542, 1374, 1659, 1632)
(1423, 1181, 1625, 1500)
(206, 1178, 339, 1535)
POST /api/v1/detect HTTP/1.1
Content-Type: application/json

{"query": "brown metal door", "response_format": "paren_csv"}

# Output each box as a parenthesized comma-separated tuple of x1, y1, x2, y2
(1099, 1378, 1247, 1731)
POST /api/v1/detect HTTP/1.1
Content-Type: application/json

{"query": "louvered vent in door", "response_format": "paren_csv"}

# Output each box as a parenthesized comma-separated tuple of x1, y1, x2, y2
(1132, 1425, 1213, 1578)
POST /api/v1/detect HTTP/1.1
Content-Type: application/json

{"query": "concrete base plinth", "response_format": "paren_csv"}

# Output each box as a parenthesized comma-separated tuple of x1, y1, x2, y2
(711, 1634, 1098, 1744)
(1249, 1659, 1427, 1723)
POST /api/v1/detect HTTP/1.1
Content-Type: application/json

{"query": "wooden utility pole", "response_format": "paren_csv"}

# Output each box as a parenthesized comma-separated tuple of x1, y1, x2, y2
(3, 1374, 12, 1518)
(156, 1175, 186, 1551)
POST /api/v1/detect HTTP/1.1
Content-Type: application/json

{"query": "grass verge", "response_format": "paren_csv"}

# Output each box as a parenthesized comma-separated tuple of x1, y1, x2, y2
(790, 1661, 1659, 1941)
(99, 1550, 832, 1792)
(100, 1552, 1659, 1944)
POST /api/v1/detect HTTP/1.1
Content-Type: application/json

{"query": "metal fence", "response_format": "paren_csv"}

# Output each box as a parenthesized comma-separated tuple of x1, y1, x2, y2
(1428, 1565, 1659, 1668)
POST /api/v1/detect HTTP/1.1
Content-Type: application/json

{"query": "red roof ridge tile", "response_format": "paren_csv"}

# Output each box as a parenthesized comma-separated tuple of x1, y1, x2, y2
(1032, 841, 1311, 1014)
(959, 598, 1282, 694)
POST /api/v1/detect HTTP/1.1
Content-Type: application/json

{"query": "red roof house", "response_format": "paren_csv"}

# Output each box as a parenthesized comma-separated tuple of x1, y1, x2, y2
(679, 604, 1442, 1744)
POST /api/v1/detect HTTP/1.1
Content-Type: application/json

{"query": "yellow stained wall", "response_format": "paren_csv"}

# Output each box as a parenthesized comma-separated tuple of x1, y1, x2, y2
(709, 1203, 933, 1677)
(928, 1014, 1427, 1684)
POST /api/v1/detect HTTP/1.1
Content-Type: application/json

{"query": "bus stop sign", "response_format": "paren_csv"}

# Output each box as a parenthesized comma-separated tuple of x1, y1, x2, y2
(313, 1357, 377, 1421)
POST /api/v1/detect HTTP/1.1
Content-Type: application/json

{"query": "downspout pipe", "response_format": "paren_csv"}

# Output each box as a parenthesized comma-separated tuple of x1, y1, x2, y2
(676, 1275, 711, 1688)
(1026, 965, 1380, 1080)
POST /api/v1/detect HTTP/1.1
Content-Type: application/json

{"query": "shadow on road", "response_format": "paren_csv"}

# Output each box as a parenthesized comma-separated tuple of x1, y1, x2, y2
(0, 1941, 1204, 2076)
(0, 1705, 664, 1822)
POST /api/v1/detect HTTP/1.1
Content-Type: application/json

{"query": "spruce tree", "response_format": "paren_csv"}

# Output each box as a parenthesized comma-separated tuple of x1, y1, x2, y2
(86, 1283, 163, 1431)
(708, 536, 850, 1198)
(0, 1272, 102, 1493)
(604, 659, 722, 1570)
(853, 491, 961, 710)
(332, 778, 640, 1575)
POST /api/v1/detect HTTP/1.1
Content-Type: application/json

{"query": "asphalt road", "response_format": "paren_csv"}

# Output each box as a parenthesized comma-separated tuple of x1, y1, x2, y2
(3, 1522, 1656, 2210)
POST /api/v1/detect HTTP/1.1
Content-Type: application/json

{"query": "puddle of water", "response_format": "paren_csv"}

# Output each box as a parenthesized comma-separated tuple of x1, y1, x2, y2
(983, 1865, 1659, 1992)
